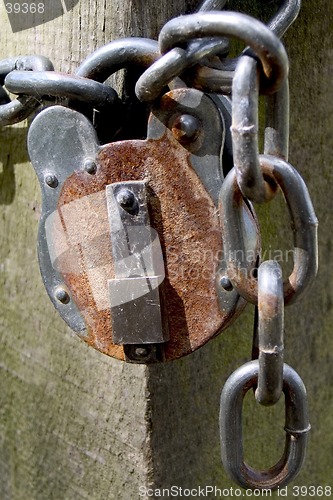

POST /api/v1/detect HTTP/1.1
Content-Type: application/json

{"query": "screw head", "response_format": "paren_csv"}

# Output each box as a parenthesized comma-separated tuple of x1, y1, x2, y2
(45, 174, 58, 188)
(220, 276, 233, 292)
(171, 114, 200, 144)
(135, 347, 150, 357)
(84, 158, 97, 175)
(116, 189, 138, 213)
(55, 287, 70, 304)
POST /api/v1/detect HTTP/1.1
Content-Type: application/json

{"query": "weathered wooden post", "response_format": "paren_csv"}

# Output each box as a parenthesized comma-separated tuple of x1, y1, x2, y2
(1, 1, 332, 498)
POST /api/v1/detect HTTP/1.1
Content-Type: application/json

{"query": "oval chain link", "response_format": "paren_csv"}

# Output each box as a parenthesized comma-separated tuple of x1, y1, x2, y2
(220, 360, 311, 490)
(256, 260, 284, 406)
(0, 56, 53, 126)
(136, 11, 289, 101)
(187, 0, 300, 93)
(231, 54, 290, 203)
(136, 0, 300, 102)
(219, 156, 318, 306)
(5, 71, 118, 110)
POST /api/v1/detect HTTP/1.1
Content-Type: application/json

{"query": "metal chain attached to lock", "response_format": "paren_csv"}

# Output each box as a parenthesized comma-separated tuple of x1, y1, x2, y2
(0, 0, 317, 492)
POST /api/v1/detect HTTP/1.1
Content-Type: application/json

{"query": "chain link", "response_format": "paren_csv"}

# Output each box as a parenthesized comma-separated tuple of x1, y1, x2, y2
(220, 360, 311, 490)
(5, 71, 118, 110)
(220, 156, 318, 305)
(231, 55, 279, 203)
(184, 0, 300, 95)
(76, 38, 159, 81)
(136, 11, 289, 101)
(256, 260, 284, 406)
(0, 56, 53, 126)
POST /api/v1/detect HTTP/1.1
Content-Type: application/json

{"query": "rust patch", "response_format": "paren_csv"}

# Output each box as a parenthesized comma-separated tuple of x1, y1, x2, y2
(259, 292, 283, 322)
(56, 131, 227, 361)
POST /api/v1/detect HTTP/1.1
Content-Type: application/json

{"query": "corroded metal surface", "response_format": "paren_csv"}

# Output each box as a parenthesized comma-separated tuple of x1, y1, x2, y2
(28, 89, 249, 362)
(58, 130, 226, 361)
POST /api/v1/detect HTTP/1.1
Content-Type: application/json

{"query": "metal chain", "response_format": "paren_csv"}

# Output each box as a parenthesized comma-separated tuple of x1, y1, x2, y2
(0, 56, 53, 126)
(256, 260, 284, 406)
(219, 157, 318, 306)
(136, 11, 289, 101)
(208, 2, 317, 492)
(220, 360, 311, 490)
(5, 71, 118, 109)
(0, 1, 300, 128)
(0, 0, 318, 492)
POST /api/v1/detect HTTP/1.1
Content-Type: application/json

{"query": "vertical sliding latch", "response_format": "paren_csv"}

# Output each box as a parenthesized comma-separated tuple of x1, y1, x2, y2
(106, 181, 168, 355)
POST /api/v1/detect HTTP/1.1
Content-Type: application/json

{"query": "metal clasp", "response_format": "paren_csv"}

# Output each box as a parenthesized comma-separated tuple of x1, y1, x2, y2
(106, 181, 168, 360)
(220, 360, 311, 490)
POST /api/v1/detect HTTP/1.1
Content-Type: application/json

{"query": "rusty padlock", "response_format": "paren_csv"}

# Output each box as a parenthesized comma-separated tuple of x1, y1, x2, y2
(28, 88, 259, 362)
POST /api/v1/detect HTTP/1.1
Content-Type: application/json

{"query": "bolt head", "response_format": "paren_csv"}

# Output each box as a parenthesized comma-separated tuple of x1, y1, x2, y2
(171, 114, 200, 144)
(55, 287, 70, 304)
(124, 344, 156, 363)
(84, 158, 97, 175)
(220, 276, 233, 292)
(45, 174, 58, 188)
(135, 347, 150, 358)
(116, 189, 138, 213)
